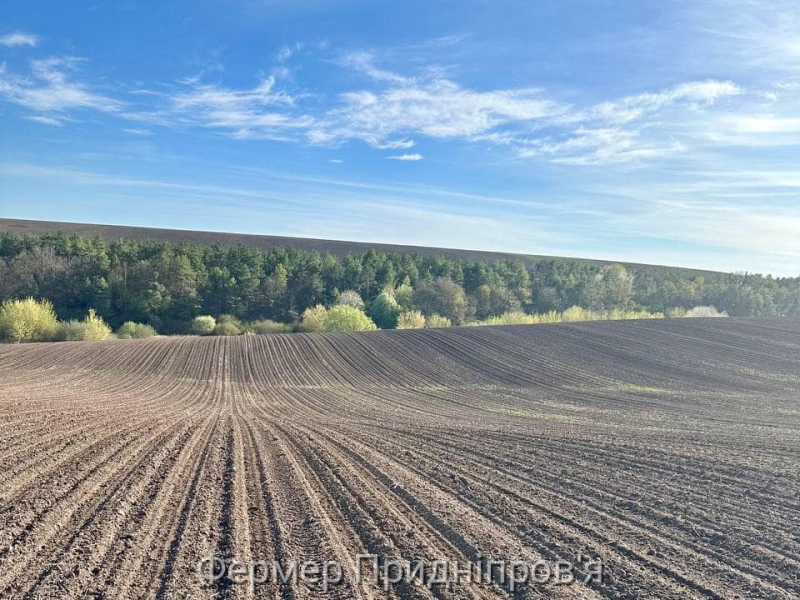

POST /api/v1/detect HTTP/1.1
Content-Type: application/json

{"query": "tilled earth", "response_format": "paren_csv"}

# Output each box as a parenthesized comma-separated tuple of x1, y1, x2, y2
(0, 318, 798, 599)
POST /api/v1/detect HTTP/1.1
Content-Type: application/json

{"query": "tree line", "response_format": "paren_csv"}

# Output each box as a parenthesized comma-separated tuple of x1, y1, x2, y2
(0, 231, 797, 335)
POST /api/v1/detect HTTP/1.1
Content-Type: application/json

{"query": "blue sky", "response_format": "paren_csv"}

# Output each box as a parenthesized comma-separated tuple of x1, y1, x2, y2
(1, 1, 799, 275)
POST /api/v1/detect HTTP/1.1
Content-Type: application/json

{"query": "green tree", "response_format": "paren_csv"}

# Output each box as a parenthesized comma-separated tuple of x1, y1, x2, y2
(585, 264, 634, 311)
(394, 282, 414, 310)
(414, 277, 468, 325)
(474, 284, 492, 320)
(368, 291, 400, 329)
(324, 305, 378, 332)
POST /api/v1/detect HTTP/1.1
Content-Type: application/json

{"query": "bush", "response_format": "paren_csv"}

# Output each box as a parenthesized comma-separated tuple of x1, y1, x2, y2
(56, 319, 87, 341)
(472, 306, 664, 327)
(607, 308, 664, 320)
(425, 314, 452, 328)
(54, 309, 112, 341)
(323, 305, 378, 332)
(191, 315, 216, 335)
(0, 297, 59, 343)
(397, 310, 426, 329)
(300, 305, 328, 332)
(683, 305, 728, 318)
(117, 321, 157, 339)
(248, 319, 292, 334)
(336, 290, 365, 310)
(214, 320, 242, 336)
(560, 306, 595, 322)
(484, 311, 535, 325)
(82, 309, 112, 341)
(368, 291, 400, 329)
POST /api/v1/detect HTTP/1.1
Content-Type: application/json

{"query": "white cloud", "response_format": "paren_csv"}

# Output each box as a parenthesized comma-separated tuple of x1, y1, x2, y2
(0, 42, 789, 170)
(338, 51, 414, 85)
(305, 54, 743, 165)
(308, 60, 560, 149)
(514, 80, 740, 165)
(0, 56, 121, 114)
(720, 115, 800, 134)
(583, 80, 741, 124)
(525, 128, 683, 165)
(167, 77, 313, 139)
(387, 153, 423, 161)
(26, 115, 63, 126)
(123, 128, 153, 135)
(0, 31, 38, 47)
(684, 0, 800, 73)
(277, 43, 303, 63)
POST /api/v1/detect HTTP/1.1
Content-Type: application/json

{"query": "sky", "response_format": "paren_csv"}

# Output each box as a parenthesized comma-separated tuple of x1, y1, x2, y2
(0, 1, 799, 276)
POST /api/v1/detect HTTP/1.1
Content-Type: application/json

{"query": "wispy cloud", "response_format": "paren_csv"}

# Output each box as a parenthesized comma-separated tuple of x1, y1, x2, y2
(524, 128, 684, 166)
(519, 80, 741, 165)
(0, 31, 38, 47)
(166, 77, 313, 139)
(681, 0, 800, 73)
(26, 115, 64, 126)
(581, 80, 741, 124)
(0, 39, 792, 169)
(303, 55, 748, 165)
(0, 56, 121, 115)
(599, 183, 800, 261)
(123, 128, 153, 135)
(387, 153, 424, 161)
(308, 53, 560, 149)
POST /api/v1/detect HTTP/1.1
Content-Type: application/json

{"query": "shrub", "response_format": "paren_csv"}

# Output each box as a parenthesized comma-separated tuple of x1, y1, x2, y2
(248, 319, 292, 334)
(56, 319, 87, 341)
(300, 305, 328, 332)
(560, 306, 595, 322)
(607, 308, 664, 320)
(425, 314, 452, 328)
(368, 291, 400, 329)
(471, 305, 664, 328)
(323, 305, 378, 332)
(0, 297, 59, 343)
(117, 321, 157, 339)
(191, 315, 216, 335)
(484, 311, 535, 326)
(82, 309, 112, 341)
(336, 290, 365, 310)
(214, 320, 242, 336)
(396, 310, 426, 329)
(683, 305, 728, 318)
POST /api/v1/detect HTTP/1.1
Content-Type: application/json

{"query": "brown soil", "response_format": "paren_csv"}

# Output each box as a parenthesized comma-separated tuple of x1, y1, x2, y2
(0, 318, 798, 599)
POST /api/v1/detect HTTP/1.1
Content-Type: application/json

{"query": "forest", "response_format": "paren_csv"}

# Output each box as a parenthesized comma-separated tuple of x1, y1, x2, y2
(0, 231, 798, 334)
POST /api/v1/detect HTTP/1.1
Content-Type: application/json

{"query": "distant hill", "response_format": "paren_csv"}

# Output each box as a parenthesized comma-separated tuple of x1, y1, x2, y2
(0, 217, 717, 276)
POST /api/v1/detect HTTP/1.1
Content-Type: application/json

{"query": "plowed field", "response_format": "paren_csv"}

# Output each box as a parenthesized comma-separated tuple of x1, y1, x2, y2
(1, 318, 798, 599)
